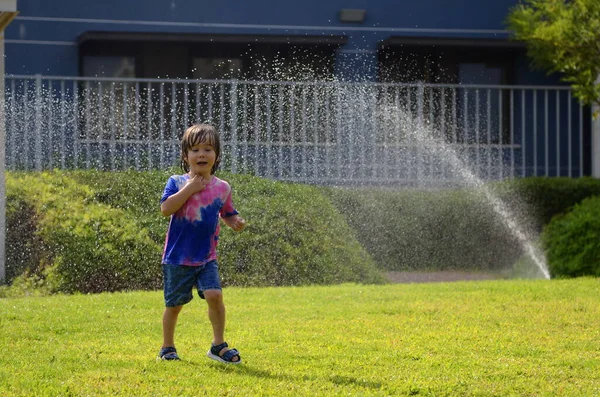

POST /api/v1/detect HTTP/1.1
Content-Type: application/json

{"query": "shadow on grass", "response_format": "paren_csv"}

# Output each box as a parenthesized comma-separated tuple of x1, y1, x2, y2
(206, 362, 298, 382)
(328, 375, 383, 389)
(204, 361, 385, 390)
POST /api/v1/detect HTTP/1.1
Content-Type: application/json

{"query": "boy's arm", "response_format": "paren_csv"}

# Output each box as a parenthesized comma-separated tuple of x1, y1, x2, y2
(160, 175, 206, 216)
(220, 185, 245, 231)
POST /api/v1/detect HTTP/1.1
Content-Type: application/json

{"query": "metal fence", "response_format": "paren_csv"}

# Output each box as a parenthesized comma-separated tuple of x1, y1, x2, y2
(4, 74, 590, 186)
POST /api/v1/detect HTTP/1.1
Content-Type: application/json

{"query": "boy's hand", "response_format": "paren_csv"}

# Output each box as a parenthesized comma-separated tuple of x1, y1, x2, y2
(185, 174, 207, 193)
(223, 215, 246, 231)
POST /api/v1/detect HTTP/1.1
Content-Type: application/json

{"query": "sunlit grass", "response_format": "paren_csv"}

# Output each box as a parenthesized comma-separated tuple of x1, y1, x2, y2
(1, 279, 599, 396)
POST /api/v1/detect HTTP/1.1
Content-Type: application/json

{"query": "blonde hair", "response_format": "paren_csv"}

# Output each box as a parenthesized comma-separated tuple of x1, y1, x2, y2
(180, 124, 221, 174)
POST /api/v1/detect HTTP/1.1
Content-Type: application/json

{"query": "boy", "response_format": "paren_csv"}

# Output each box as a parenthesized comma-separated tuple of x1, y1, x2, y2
(158, 123, 245, 364)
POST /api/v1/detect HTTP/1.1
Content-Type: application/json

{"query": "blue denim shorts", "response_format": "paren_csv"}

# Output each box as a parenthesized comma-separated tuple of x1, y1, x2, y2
(162, 260, 222, 307)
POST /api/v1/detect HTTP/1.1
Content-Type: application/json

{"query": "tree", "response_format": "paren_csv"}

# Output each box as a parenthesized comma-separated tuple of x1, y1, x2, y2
(506, 0, 600, 108)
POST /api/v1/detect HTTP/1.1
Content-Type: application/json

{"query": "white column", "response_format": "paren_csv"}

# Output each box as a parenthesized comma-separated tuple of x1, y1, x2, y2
(0, 4, 19, 284)
(0, 34, 5, 283)
(593, 76, 600, 178)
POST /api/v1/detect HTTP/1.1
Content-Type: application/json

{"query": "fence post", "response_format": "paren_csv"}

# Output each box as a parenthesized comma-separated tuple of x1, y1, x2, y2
(34, 74, 43, 171)
(416, 83, 424, 186)
(229, 80, 238, 174)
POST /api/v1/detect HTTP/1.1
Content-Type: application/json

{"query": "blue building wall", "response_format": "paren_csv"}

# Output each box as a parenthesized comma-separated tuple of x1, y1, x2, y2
(5, 0, 587, 176)
(4, 0, 558, 85)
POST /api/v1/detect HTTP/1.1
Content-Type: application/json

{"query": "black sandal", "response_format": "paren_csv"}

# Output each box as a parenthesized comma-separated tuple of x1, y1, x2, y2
(206, 342, 242, 364)
(158, 346, 180, 361)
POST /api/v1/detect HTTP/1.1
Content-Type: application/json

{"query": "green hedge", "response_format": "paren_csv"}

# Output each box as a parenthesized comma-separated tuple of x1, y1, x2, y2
(216, 174, 383, 286)
(6, 172, 162, 293)
(4, 170, 384, 294)
(326, 177, 600, 272)
(326, 187, 525, 271)
(495, 177, 600, 230)
(5, 195, 43, 282)
(5, 171, 598, 294)
(542, 196, 600, 278)
(82, 170, 384, 286)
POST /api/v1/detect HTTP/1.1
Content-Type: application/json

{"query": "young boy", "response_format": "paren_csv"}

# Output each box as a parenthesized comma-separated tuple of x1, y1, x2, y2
(158, 123, 246, 364)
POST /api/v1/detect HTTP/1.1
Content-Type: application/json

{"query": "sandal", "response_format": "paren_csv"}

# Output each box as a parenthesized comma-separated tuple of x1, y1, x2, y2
(158, 346, 180, 361)
(207, 342, 242, 364)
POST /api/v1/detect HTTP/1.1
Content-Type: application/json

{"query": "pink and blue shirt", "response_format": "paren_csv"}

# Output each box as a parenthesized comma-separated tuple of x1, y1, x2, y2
(160, 175, 238, 266)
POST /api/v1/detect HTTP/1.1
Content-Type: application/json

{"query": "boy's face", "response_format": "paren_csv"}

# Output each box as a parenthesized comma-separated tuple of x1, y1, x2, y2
(184, 141, 217, 178)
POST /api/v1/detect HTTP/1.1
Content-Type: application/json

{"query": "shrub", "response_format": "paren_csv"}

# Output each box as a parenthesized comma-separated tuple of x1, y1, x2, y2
(325, 177, 600, 273)
(6, 171, 599, 290)
(83, 170, 385, 286)
(67, 169, 170, 245)
(495, 177, 600, 230)
(6, 172, 162, 293)
(326, 187, 528, 271)
(542, 195, 600, 278)
(217, 173, 385, 286)
(5, 170, 384, 293)
(5, 194, 44, 281)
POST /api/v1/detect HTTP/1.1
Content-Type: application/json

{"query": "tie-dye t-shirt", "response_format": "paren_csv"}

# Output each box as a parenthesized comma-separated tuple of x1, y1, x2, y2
(160, 175, 239, 266)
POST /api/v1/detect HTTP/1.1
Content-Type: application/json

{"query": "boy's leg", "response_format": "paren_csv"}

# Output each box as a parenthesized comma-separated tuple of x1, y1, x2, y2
(196, 261, 226, 345)
(198, 260, 239, 362)
(161, 263, 195, 352)
(203, 290, 226, 346)
(162, 305, 183, 348)
(204, 290, 238, 362)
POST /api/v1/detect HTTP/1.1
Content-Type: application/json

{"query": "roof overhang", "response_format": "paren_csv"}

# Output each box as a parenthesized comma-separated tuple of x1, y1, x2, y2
(79, 31, 348, 47)
(379, 36, 526, 50)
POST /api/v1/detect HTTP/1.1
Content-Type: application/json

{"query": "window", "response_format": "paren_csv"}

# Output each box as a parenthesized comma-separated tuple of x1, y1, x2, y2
(79, 56, 137, 166)
(192, 58, 242, 80)
(458, 63, 503, 85)
(457, 62, 509, 145)
(378, 38, 523, 145)
(82, 56, 135, 78)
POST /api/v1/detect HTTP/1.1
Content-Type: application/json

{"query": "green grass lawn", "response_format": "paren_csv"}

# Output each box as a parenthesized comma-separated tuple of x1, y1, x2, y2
(1, 279, 599, 396)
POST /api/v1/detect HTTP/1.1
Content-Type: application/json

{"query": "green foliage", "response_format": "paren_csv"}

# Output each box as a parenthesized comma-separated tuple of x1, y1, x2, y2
(4, 170, 384, 294)
(6, 172, 162, 293)
(506, 0, 600, 107)
(542, 195, 600, 278)
(0, 264, 61, 298)
(67, 169, 172, 245)
(7, 169, 596, 292)
(4, 194, 44, 282)
(217, 173, 384, 286)
(326, 177, 600, 272)
(326, 187, 526, 272)
(82, 170, 384, 286)
(1, 280, 599, 395)
(493, 176, 600, 228)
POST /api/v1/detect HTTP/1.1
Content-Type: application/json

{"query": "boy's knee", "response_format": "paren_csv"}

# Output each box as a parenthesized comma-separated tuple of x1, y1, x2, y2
(202, 289, 223, 303)
(165, 305, 183, 314)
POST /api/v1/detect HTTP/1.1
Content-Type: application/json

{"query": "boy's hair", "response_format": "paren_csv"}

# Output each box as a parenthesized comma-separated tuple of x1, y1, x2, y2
(180, 123, 221, 174)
